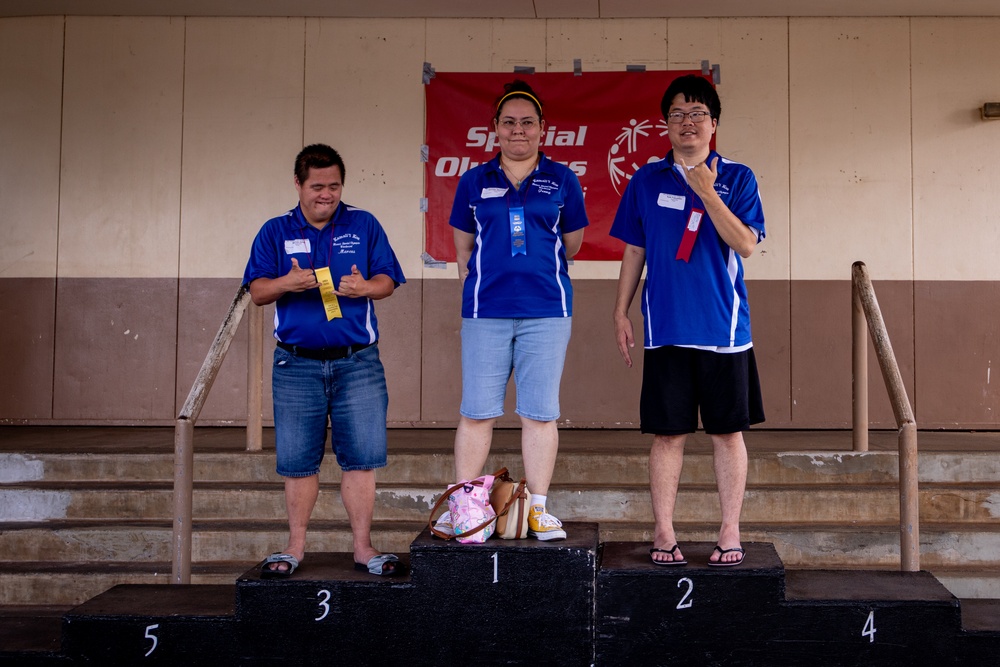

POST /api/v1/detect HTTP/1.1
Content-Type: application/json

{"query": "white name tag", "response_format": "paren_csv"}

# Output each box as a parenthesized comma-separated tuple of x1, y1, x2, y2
(657, 193, 685, 210)
(284, 239, 311, 254)
(687, 210, 703, 231)
(481, 187, 509, 199)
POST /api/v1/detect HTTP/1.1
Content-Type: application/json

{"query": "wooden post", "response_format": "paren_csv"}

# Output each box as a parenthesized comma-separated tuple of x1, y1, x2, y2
(852, 272, 868, 452)
(899, 421, 920, 571)
(172, 418, 194, 584)
(246, 303, 264, 452)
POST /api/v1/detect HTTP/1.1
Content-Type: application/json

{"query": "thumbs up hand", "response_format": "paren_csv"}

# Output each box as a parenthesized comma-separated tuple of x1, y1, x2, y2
(336, 264, 367, 297)
(286, 257, 319, 292)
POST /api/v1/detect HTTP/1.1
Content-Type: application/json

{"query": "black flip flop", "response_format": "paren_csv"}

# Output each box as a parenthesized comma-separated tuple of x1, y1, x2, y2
(650, 545, 688, 566)
(707, 545, 745, 567)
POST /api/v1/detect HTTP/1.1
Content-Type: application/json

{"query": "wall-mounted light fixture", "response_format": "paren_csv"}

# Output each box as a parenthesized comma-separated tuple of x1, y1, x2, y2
(982, 103, 1000, 120)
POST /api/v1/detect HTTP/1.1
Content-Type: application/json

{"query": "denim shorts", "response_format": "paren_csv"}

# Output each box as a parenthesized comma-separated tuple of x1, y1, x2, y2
(460, 317, 572, 422)
(271, 342, 388, 476)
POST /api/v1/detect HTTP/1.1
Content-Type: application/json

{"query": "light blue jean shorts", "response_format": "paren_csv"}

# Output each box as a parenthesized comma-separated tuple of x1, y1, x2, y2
(460, 317, 572, 422)
(271, 343, 388, 476)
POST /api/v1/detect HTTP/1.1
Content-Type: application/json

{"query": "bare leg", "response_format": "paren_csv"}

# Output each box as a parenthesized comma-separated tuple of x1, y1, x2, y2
(454, 415, 496, 481)
(271, 474, 318, 572)
(520, 417, 558, 497)
(341, 469, 380, 564)
(649, 434, 687, 563)
(709, 431, 748, 564)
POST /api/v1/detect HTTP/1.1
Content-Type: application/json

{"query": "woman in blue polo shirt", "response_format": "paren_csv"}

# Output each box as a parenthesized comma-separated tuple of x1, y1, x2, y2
(439, 80, 589, 541)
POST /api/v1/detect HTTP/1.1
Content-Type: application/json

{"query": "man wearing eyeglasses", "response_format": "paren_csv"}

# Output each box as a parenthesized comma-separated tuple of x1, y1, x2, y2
(611, 74, 766, 568)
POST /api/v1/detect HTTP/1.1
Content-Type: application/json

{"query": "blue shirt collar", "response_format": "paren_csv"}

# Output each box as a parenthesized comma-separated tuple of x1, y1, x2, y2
(662, 149, 721, 171)
(488, 152, 555, 178)
(288, 202, 345, 232)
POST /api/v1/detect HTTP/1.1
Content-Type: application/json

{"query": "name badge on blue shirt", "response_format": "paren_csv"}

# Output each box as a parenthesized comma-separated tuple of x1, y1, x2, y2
(509, 206, 526, 256)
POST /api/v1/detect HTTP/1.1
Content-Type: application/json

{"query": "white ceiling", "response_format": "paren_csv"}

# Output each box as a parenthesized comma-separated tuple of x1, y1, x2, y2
(2, 0, 1000, 18)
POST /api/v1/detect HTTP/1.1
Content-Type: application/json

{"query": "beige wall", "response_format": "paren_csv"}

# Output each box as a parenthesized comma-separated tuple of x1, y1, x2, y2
(2, 14, 999, 429)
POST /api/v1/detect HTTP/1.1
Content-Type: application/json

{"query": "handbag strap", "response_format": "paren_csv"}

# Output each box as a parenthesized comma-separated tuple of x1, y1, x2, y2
(427, 468, 509, 540)
(493, 478, 528, 519)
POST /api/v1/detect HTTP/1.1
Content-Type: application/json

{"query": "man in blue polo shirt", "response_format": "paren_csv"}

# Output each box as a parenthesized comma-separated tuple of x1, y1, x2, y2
(243, 143, 406, 578)
(611, 75, 765, 568)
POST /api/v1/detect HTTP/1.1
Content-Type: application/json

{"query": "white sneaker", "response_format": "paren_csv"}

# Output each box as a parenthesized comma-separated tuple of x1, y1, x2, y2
(433, 510, 455, 537)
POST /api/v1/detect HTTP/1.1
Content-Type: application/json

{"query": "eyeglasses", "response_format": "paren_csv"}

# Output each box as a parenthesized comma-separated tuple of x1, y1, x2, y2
(498, 118, 539, 131)
(666, 110, 711, 124)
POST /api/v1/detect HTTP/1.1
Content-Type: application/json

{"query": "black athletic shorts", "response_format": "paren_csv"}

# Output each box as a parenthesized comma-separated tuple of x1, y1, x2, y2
(640, 345, 765, 436)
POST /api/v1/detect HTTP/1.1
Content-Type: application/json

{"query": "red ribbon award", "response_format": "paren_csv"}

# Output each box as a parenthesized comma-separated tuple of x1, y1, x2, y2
(675, 207, 705, 262)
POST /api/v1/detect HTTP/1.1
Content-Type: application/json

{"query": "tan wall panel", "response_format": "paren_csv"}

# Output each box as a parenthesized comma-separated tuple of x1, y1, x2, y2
(303, 18, 425, 280)
(747, 280, 791, 426)
(545, 18, 667, 71)
(426, 19, 492, 71)
(492, 19, 547, 72)
(0, 279, 56, 419)
(420, 278, 464, 424)
(53, 278, 178, 420)
(181, 17, 305, 279)
(915, 281, 1000, 428)
(59, 17, 184, 278)
(669, 18, 790, 281)
(0, 17, 63, 279)
(790, 280, 913, 428)
(789, 18, 912, 281)
(175, 278, 250, 421)
(375, 281, 423, 424)
(911, 18, 1000, 281)
(562, 280, 642, 426)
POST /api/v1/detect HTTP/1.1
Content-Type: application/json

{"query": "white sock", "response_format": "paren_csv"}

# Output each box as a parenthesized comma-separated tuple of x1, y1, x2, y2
(532, 494, 548, 510)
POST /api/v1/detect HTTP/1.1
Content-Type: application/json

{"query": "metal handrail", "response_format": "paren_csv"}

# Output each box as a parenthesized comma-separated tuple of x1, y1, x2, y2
(851, 261, 919, 572)
(172, 284, 265, 584)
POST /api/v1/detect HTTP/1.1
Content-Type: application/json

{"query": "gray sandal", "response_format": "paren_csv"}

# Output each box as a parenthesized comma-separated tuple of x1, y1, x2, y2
(260, 552, 299, 578)
(354, 553, 402, 576)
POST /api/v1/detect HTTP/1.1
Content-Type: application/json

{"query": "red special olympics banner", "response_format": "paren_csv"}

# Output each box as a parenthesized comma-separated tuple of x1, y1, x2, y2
(424, 70, 710, 261)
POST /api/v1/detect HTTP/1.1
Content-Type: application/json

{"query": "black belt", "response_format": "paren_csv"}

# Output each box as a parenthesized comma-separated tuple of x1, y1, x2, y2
(277, 341, 373, 361)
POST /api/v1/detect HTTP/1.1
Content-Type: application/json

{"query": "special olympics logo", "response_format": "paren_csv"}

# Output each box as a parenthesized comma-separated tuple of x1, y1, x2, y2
(607, 118, 670, 195)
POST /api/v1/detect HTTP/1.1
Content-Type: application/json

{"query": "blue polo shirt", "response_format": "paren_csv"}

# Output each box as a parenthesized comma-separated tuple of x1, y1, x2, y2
(243, 202, 405, 349)
(449, 154, 589, 319)
(609, 150, 765, 349)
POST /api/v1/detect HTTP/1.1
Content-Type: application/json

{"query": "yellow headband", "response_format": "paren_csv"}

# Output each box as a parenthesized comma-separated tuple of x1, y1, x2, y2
(496, 91, 542, 115)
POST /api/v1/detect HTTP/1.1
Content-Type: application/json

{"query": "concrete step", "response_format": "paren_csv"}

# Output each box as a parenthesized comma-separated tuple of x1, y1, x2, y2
(5, 450, 1000, 485)
(3, 480, 1000, 524)
(0, 561, 247, 607)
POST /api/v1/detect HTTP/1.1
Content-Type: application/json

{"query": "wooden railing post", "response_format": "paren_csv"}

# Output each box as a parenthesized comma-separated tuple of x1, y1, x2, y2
(247, 303, 264, 452)
(172, 418, 194, 584)
(852, 278, 868, 452)
(899, 421, 920, 572)
(851, 261, 919, 572)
